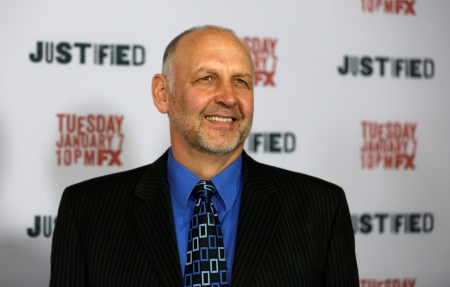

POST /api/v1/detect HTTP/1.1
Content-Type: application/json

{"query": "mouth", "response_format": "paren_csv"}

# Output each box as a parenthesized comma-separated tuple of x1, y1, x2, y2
(205, 116, 235, 123)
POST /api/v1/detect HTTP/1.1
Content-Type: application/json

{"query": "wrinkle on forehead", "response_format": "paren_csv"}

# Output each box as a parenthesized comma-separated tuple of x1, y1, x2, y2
(174, 29, 254, 74)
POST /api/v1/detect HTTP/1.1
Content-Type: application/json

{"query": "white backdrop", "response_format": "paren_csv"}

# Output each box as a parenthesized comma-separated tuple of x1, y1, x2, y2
(1, 1, 449, 286)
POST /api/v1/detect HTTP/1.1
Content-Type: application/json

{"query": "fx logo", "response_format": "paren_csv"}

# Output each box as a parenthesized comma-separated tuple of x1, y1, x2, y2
(88, 149, 122, 166)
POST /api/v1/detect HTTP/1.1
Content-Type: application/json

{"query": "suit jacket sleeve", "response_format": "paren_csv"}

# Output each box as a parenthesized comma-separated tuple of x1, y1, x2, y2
(50, 187, 88, 286)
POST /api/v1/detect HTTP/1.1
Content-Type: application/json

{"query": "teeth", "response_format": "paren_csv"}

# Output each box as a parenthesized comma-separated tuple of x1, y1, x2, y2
(206, 116, 233, 122)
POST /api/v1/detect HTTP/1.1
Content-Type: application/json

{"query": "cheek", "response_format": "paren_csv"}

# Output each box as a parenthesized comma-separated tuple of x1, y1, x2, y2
(172, 95, 201, 115)
(182, 87, 211, 111)
(188, 98, 213, 115)
(239, 94, 254, 118)
(188, 99, 210, 115)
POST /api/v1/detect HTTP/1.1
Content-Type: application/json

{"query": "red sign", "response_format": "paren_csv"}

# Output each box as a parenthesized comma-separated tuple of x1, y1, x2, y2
(360, 278, 416, 287)
(360, 121, 417, 170)
(361, 0, 416, 15)
(56, 114, 124, 166)
(242, 37, 278, 87)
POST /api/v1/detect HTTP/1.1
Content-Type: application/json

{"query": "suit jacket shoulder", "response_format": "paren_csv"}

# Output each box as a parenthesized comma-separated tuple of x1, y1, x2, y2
(232, 152, 359, 287)
(63, 164, 148, 202)
(50, 151, 184, 287)
(243, 152, 345, 206)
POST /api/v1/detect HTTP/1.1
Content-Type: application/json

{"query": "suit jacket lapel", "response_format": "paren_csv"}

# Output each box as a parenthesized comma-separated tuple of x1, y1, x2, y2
(131, 151, 184, 287)
(231, 152, 282, 287)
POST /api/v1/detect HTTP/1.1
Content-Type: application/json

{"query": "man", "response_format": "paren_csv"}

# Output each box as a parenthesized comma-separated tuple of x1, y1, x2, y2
(50, 25, 358, 286)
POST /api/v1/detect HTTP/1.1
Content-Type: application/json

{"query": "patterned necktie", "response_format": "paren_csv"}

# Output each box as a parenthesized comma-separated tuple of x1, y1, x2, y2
(184, 180, 229, 287)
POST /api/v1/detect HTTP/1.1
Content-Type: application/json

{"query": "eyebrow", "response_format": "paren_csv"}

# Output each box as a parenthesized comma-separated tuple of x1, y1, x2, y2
(233, 72, 253, 79)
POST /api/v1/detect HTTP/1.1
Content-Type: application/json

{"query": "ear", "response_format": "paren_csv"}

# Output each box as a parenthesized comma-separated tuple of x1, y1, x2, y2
(152, 74, 170, 114)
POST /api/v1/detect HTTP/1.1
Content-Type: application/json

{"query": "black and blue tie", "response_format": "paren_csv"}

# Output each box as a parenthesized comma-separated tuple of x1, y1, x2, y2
(184, 180, 229, 287)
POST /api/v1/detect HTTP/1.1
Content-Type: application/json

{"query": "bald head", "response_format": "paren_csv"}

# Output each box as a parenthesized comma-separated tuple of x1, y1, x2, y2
(162, 25, 253, 95)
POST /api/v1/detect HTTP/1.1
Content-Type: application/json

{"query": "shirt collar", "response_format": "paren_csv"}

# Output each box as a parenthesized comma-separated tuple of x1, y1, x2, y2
(166, 148, 242, 211)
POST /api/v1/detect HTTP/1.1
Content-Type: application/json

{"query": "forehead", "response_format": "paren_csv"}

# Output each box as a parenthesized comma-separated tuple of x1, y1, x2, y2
(173, 29, 253, 71)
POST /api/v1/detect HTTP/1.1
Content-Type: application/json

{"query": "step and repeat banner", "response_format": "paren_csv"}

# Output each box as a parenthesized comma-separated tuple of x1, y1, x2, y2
(1, 1, 449, 286)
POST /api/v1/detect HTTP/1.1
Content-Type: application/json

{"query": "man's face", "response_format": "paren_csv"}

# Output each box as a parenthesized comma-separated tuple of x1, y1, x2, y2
(167, 30, 254, 157)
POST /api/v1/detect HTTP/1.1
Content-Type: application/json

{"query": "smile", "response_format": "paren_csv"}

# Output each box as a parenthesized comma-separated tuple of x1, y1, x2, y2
(205, 116, 234, 123)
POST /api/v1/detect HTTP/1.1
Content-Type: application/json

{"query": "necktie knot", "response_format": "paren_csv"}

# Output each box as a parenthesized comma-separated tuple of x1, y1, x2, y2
(193, 180, 216, 199)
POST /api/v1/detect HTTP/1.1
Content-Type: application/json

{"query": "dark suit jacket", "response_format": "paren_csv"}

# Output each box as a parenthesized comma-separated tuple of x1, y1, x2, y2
(50, 151, 358, 286)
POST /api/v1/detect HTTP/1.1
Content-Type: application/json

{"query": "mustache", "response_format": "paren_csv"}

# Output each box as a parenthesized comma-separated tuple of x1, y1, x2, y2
(201, 107, 243, 120)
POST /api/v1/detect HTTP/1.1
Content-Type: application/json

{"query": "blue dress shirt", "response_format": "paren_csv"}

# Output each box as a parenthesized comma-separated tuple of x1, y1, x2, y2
(166, 148, 243, 282)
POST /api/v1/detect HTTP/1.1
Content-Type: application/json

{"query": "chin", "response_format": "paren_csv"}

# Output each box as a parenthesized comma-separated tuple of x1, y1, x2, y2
(197, 140, 242, 157)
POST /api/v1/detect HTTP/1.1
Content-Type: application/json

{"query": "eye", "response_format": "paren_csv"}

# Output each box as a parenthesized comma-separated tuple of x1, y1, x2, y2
(234, 78, 249, 87)
(200, 76, 213, 81)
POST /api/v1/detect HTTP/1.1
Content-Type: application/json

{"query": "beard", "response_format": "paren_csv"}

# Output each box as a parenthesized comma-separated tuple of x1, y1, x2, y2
(169, 103, 253, 157)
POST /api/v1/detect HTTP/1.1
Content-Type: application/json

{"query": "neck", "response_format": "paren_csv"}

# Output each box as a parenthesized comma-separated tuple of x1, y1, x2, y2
(171, 145, 243, 180)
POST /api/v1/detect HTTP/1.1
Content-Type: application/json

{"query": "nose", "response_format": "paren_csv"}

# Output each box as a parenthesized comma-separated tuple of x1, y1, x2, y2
(214, 80, 237, 107)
